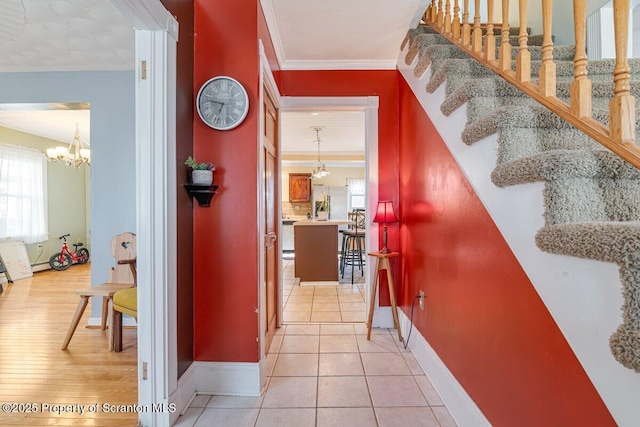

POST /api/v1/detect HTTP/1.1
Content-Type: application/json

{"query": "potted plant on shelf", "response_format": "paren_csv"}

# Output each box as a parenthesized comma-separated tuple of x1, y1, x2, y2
(185, 156, 216, 185)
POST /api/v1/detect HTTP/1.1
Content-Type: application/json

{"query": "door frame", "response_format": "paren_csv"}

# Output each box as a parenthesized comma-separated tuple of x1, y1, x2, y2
(258, 41, 283, 378)
(109, 1, 178, 425)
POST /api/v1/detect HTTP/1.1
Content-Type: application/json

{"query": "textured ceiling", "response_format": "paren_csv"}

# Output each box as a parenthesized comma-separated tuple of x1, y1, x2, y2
(0, 0, 134, 72)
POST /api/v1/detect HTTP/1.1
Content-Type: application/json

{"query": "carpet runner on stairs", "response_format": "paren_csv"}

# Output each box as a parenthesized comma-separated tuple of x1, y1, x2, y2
(403, 24, 640, 373)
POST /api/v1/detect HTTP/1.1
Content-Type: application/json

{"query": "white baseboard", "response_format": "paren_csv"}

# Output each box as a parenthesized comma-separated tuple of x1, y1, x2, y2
(167, 361, 262, 425)
(398, 310, 491, 427)
(193, 361, 261, 396)
(169, 363, 197, 424)
(31, 263, 50, 273)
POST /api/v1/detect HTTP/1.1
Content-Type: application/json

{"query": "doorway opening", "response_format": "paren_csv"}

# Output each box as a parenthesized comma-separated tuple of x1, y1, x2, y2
(277, 97, 379, 327)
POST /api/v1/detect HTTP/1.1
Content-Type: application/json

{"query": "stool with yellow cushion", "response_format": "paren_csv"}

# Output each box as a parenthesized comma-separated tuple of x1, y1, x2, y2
(112, 286, 137, 352)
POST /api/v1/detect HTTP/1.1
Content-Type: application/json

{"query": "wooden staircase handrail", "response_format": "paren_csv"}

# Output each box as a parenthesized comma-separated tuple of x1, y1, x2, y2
(421, 0, 640, 169)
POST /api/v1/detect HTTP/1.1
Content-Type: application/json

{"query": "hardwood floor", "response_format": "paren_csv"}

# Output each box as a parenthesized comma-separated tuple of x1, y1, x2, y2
(0, 264, 138, 426)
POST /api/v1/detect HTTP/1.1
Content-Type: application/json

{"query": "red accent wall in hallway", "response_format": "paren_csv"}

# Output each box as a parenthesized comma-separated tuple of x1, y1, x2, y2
(398, 78, 615, 425)
(193, 0, 261, 362)
(279, 70, 401, 305)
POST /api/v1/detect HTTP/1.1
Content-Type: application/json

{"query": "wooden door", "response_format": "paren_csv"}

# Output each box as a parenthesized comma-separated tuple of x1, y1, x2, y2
(263, 89, 279, 353)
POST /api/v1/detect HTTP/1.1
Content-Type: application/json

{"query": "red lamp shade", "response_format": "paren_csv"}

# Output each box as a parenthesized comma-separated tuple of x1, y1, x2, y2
(372, 201, 397, 253)
(373, 201, 398, 224)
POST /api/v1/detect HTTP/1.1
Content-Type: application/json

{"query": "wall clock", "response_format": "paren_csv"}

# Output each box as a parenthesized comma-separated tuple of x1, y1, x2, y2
(196, 76, 249, 130)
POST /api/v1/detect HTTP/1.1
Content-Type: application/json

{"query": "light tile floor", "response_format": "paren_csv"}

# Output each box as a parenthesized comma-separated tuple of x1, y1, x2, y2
(174, 324, 458, 427)
(282, 260, 367, 324)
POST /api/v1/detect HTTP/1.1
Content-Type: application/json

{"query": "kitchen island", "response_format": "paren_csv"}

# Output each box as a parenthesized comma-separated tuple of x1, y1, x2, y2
(294, 219, 352, 283)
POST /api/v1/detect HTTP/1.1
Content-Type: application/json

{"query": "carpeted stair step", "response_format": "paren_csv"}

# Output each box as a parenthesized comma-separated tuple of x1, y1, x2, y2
(426, 56, 640, 96)
(460, 100, 640, 145)
(441, 77, 530, 116)
(405, 34, 452, 65)
(495, 128, 603, 164)
(402, 24, 529, 50)
(496, 34, 546, 47)
(461, 104, 587, 144)
(490, 149, 640, 191)
(402, 24, 441, 50)
(535, 222, 640, 372)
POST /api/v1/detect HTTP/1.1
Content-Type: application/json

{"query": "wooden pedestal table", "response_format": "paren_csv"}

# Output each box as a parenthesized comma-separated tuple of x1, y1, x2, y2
(366, 251, 402, 342)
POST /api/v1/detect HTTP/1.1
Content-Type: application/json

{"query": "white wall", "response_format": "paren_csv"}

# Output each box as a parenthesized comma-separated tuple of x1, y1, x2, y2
(0, 126, 88, 267)
(0, 71, 136, 318)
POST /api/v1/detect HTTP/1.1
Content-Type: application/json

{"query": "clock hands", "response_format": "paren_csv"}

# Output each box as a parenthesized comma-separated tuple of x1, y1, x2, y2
(204, 100, 225, 115)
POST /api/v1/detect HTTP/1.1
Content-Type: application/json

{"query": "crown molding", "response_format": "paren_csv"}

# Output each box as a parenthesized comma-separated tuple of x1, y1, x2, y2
(280, 59, 398, 71)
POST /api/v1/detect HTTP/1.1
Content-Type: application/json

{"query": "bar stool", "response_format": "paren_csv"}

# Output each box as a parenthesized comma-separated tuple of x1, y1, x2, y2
(340, 210, 366, 284)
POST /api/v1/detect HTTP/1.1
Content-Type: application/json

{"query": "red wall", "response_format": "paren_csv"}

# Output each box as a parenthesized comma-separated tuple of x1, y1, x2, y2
(279, 70, 401, 305)
(398, 78, 614, 425)
(193, 0, 261, 362)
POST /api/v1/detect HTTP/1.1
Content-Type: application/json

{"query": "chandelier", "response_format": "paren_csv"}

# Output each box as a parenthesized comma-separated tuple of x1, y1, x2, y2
(311, 126, 330, 179)
(46, 124, 90, 168)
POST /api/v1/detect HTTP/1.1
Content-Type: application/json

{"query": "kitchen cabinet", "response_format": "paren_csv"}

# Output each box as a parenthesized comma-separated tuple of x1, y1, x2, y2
(289, 173, 311, 203)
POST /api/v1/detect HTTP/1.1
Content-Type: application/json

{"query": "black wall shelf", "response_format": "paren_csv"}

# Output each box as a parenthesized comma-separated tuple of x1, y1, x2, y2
(184, 184, 219, 207)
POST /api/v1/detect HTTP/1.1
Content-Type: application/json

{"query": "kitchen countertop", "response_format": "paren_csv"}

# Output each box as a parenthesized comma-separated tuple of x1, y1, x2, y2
(293, 219, 354, 226)
(282, 216, 308, 225)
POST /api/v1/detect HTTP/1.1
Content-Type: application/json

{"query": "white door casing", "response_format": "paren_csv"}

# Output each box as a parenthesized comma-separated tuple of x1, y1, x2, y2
(108, 1, 178, 426)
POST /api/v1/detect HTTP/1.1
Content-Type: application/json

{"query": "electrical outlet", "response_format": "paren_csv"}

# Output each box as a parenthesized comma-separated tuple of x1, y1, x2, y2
(419, 290, 425, 310)
(37, 244, 43, 251)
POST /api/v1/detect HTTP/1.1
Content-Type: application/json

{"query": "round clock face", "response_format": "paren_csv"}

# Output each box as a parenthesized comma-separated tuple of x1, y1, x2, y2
(196, 76, 249, 130)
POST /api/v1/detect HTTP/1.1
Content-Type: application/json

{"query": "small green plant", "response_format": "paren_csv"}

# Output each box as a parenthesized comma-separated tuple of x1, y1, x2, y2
(185, 156, 215, 171)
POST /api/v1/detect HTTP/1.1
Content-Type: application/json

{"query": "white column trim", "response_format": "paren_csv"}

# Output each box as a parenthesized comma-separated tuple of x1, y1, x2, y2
(110, 1, 177, 426)
(134, 29, 177, 427)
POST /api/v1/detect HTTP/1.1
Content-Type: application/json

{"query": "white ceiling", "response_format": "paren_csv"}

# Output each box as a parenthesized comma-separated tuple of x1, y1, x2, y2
(281, 110, 365, 155)
(0, 0, 425, 149)
(0, 105, 90, 145)
(262, 0, 427, 70)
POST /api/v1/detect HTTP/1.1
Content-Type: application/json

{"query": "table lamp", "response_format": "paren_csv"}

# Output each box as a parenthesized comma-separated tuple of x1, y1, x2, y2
(373, 201, 398, 254)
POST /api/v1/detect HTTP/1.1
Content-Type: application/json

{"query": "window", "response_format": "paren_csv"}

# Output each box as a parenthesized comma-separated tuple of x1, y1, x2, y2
(0, 143, 48, 243)
(347, 178, 366, 210)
